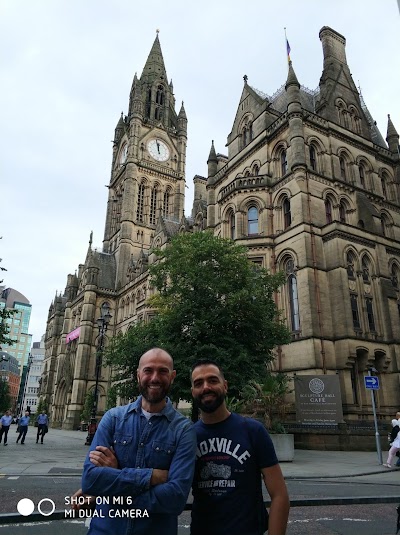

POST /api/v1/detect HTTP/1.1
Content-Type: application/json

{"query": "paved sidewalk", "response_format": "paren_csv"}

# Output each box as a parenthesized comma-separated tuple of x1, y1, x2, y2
(0, 427, 398, 482)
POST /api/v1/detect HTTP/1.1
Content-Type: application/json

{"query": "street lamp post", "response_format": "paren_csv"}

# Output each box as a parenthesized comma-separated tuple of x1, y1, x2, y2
(21, 354, 33, 415)
(85, 303, 112, 445)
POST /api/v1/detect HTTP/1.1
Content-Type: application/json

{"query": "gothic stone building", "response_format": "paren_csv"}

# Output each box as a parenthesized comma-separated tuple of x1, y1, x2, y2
(42, 27, 400, 429)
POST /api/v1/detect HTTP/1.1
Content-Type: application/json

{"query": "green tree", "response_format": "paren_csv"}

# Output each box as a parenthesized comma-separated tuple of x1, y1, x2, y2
(0, 380, 11, 412)
(0, 245, 15, 348)
(105, 232, 290, 403)
(241, 371, 293, 433)
(80, 390, 95, 422)
(36, 398, 48, 415)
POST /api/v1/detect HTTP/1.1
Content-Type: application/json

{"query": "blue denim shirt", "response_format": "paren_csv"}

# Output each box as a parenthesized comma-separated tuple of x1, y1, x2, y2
(18, 416, 30, 426)
(82, 397, 196, 535)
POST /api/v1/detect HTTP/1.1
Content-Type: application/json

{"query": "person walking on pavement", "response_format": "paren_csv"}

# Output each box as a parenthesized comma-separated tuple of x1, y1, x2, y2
(36, 410, 49, 444)
(0, 410, 12, 446)
(16, 411, 30, 444)
(190, 359, 290, 535)
(383, 418, 400, 468)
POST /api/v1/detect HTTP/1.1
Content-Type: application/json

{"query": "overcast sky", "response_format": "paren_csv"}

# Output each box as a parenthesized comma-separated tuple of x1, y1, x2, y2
(1, 0, 399, 344)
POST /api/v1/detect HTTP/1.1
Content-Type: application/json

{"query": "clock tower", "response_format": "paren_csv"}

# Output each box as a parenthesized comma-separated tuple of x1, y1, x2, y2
(103, 33, 187, 289)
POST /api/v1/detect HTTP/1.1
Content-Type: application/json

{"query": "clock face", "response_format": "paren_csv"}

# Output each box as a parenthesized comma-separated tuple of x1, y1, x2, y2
(147, 139, 170, 162)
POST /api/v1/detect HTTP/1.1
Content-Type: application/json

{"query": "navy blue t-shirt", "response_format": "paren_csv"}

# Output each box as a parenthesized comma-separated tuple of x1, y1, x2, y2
(190, 413, 278, 535)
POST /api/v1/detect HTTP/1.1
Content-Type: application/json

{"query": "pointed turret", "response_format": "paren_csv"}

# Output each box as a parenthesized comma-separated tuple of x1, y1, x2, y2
(140, 33, 168, 85)
(178, 101, 187, 135)
(128, 72, 143, 118)
(285, 61, 300, 91)
(207, 140, 218, 178)
(114, 112, 124, 144)
(285, 61, 306, 170)
(386, 114, 399, 154)
(316, 26, 371, 139)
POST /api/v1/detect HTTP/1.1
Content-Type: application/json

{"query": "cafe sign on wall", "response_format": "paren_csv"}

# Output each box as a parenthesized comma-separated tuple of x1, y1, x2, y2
(295, 375, 344, 424)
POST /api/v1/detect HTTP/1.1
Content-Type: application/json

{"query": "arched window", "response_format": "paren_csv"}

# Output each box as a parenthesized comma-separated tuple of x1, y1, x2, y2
(146, 88, 152, 117)
(380, 213, 390, 237)
(359, 164, 365, 188)
(339, 157, 346, 180)
(136, 182, 145, 222)
(391, 264, 399, 289)
(242, 127, 247, 148)
(381, 177, 387, 197)
(285, 258, 300, 331)
(283, 198, 291, 229)
(365, 297, 376, 331)
(248, 122, 253, 142)
(163, 190, 170, 217)
(150, 187, 158, 225)
(156, 85, 164, 105)
(155, 85, 164, 121)
(281, 150, 288, 176)
(350, 294, 361, 329)
(253, 165, 259, 176)
(325, 199, 333, 224)
(310, 145, 317, 171)
(339, 201, 346, 223)
(229, 211, 235, 239)
(346, 251, 355, 279)
(361, 257, 370, 283)
(247, 206, 258, 235)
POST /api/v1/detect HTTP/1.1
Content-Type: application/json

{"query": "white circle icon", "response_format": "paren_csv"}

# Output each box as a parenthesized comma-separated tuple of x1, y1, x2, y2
(17, 498, 35, 516)
(309, 377, 324, 394)
(37, 498, 56, 516)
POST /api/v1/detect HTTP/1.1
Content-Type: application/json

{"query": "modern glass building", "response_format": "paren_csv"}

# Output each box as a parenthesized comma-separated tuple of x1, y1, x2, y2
(0, 287, 32, 373)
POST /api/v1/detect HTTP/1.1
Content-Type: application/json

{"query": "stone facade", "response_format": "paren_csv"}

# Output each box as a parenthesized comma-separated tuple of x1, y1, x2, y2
(43, 28, 400, 430)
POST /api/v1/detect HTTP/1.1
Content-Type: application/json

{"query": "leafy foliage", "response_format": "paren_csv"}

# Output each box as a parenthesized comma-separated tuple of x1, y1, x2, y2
(0, 245, 15, 348)
(0, 307, 15, 348)
(241, 372, 293, 432)
(36, 398, 48, 415)
(80, 390, 95, 422)
(105, 232, 290, 403)
(0, 380, 11, 412)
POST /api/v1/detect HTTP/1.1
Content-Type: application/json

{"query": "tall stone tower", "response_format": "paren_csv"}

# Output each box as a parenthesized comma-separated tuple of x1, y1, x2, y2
(103, 33, 187, 290)
(43, 34, 188, 429)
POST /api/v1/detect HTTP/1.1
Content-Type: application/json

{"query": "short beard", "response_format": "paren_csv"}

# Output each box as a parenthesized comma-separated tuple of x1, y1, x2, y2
(196, 393, 225, 413)
(139, 383, 170, 405)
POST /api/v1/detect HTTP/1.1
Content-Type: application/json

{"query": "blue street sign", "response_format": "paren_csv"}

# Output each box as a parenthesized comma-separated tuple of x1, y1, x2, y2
(364, 376, 379, 390)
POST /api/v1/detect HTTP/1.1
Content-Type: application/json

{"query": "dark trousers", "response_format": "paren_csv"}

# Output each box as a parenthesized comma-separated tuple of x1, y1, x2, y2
(16, 426, 28, 444)
(37, 424, 46, 443)
(0, 425, 10, 444)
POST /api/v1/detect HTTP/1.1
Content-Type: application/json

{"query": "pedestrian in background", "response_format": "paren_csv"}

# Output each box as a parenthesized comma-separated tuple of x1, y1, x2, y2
(383, 418, 400, 468)
(36, 410, 49, 444)
(0, 410, 12, 446)
(16, 411, 30, 444)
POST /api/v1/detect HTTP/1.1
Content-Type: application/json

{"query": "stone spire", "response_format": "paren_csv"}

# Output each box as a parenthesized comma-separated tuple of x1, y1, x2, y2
(386, 114, 399, 153)
(178, 101, 187, 135)
(140, 32, 168, 85)
(114, 112, 124, 143)
(285, 61, 300, 91)
(207, 140, 218, 178)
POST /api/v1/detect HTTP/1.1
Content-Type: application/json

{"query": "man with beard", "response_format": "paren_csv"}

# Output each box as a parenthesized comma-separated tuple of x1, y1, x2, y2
(190, 359, 289, 535)
(79, 347, 197, 535)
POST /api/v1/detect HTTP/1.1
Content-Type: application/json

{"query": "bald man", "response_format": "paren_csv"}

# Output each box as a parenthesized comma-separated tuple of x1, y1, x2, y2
(81, 348, 197, 535)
